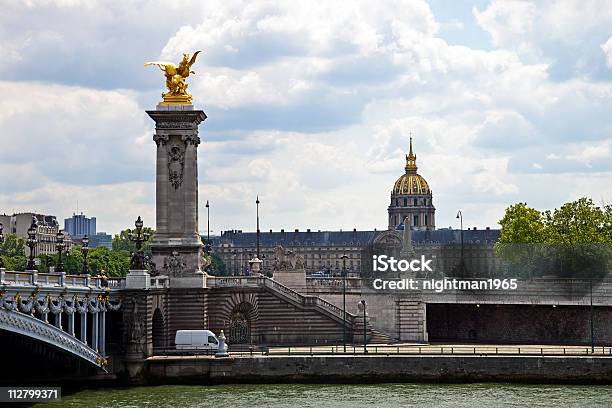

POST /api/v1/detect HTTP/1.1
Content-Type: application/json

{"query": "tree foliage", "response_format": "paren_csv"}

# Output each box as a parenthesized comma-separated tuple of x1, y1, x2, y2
(0, 234, 27, 271)
(207, 252, 228, 276)
(496, 198, 612, 279)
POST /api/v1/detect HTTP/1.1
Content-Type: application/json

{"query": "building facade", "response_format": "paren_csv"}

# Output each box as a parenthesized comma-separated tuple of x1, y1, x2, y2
(212, 140, 504, 278)
(90, 232, 113, 250)
(64, 213, 96, 238)
(0, 212, 73, 256)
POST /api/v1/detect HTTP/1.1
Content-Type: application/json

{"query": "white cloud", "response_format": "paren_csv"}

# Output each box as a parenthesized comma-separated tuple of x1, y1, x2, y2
(1, 0, 612, 234)
(602, 36, 612, 67)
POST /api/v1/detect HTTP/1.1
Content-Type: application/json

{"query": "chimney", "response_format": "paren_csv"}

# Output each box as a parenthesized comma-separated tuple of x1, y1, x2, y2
(295, 229, 299, 232)
(281, 229, 285, 233)
(307, 228, 311, 232)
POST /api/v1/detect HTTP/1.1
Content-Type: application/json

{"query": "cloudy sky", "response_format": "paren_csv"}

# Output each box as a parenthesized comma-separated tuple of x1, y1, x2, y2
(1, 0, 612, 235)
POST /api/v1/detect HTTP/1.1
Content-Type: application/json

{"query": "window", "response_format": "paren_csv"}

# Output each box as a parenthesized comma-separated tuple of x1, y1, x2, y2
(413, 215, 418, 226)
(208, 336, 218, 344)
(403, 198, 407, 207)
(413, 198, 417, 206)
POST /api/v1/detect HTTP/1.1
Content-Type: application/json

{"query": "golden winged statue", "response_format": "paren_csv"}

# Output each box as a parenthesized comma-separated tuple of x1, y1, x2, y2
(145, 51, 202, 104)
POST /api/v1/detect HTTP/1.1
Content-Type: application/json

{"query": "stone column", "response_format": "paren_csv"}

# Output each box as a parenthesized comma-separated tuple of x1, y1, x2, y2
(99, 310, 106, 356)
(147, 105, 207, 288)
(68, 311, 75, 337)
(54, 310, 62, 330)
(91, 311, 99, 352)
(80, 312, 87, 344)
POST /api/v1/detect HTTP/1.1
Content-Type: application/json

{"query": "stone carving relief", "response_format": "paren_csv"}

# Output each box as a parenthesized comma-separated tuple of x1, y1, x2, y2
(123, 297, 146, 351)
(167, 144, 185, 189)
(163, 251, 187, 277)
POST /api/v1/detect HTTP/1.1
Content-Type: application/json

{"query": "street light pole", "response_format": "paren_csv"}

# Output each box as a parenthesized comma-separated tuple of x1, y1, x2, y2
(26, 217, 38, 271)
(256, 196, 260, 259)
(55, 230, 66, 272)
(456, 210, 464, 274)
(341, 254, 349, 352)
(360, 300, 367, 353)
(590, 278, 594, 352)
(81, 235, 90, 275)
(205, 200, 210, 253)
(0, 223, 4, 269)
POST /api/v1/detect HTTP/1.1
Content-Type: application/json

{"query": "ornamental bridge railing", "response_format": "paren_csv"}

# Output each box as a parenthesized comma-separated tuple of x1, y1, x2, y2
(0, 268, 122, 370)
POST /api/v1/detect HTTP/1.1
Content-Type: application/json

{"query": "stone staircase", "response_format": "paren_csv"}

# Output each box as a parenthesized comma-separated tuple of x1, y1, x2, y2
(368, 329, 393, 344)
(210, 276, 356, 326)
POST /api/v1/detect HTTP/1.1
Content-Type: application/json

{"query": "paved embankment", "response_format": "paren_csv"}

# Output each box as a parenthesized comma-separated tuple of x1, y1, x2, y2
(146, 355, 612, 384)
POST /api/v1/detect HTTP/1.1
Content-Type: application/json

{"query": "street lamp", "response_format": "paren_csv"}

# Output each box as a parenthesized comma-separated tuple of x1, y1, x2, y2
(456, 210, 464, 275)
(55, 230, 66, 272)
(129, 216, 149, 270)
(256, 196, 260, 259)
(341, 253, 349, 352)
(26, 216, 38, 271)
(590, 278, 595, 353)
(81, 235, 90, 275)
(0, 223, 4, 269)
(205, 200, 211, 253)
(359, 300, 367, 353)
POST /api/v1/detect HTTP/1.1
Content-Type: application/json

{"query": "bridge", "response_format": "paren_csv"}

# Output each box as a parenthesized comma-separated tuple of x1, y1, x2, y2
(0, 269, 122, 371)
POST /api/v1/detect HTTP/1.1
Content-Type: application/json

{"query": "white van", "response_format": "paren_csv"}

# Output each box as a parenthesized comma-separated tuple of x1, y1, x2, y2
(175, 330, 220, 351)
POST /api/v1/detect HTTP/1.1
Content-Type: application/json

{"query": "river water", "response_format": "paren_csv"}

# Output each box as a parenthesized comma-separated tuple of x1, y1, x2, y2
(33, 383, 611, 408)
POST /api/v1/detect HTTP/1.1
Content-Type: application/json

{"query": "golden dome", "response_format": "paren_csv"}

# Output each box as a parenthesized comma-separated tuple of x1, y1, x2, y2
(392, 138, 431, 195)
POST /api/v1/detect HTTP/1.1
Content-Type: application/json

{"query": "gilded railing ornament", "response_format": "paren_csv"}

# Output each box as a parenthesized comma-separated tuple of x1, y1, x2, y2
(145, 51, 202, 105)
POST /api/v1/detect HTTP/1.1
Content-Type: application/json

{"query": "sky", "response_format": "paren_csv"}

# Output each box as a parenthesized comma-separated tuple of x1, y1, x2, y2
(1, 0, 612, 236)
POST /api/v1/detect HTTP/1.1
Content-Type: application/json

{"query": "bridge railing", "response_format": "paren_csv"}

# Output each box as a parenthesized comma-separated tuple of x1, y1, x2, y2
(0, 269, 125, 291)
(151, 275, 169, 288)
(209, 276, 265, 288)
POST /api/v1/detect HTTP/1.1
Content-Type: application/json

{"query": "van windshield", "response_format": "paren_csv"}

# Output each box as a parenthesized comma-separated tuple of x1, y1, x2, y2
(208, 336, 218, 344)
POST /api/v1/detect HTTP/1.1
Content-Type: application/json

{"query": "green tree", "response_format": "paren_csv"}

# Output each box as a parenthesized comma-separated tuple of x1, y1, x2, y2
(0, 234, 27, 271)
(496, 198, 612, 279)
(207, 252, 228, 276)
(87, 246, 130, 277)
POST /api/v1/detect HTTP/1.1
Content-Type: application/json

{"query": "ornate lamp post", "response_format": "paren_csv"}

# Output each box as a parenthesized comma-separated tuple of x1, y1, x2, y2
(205, 200, 211, 253)
(0, 223, 5, 269)
(26, 217, 38, 271)
(81, 235, 90, 275)
(341, 253, 349, 352)
(456, 210, 464, 275)
(129, 216, 149, 270)
(55, 230, 66, 272)
(359, 300, 367, 353)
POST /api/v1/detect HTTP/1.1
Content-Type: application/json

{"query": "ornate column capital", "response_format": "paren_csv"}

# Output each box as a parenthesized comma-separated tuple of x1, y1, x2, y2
(181, 134, 201, 146)
(153, 134, 169, 146)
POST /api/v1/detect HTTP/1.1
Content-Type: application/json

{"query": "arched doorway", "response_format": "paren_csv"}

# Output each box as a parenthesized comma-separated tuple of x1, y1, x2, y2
(152, 308, 165, 353)
(227, 302, 253, 344)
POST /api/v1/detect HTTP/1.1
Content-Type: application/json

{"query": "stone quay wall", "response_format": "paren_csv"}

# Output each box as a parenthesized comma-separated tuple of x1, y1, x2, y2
(146, 355, 612, 384)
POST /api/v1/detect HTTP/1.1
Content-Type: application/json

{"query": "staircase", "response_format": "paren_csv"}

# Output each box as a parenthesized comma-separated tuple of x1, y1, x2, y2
(209, 276, 356, 327)
(368, 329, 394, 344)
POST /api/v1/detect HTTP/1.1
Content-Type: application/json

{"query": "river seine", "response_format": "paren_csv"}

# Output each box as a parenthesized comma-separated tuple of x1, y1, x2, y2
(34, 383, 611, 407)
